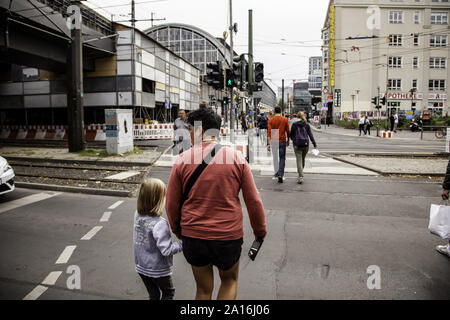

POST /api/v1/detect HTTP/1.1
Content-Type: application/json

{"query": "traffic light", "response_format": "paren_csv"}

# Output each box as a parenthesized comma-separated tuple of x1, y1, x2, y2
(380, 96, 386, 106)
(371, 97, 379, 106)
(254, 62, 264, 83)
(225, 69, 234, 88)
(206, 61, 224, 90)
(222, 97, 229, 107)
(233, 54, 247, 90)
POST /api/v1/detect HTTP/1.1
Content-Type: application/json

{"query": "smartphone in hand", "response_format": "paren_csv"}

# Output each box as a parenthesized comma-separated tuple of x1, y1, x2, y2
(248, 238, 264, 261)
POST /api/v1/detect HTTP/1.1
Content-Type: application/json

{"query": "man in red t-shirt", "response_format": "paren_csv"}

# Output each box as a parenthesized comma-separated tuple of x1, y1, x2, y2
(268, 106, 290, 183)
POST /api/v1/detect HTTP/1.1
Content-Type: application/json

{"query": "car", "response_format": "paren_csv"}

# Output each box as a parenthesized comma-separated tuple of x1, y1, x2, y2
(0, 156, 15, 195)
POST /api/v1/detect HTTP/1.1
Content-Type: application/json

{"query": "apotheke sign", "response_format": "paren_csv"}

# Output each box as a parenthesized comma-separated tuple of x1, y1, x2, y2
(381, 92, 423, 100)
(381, 92, 448, 100)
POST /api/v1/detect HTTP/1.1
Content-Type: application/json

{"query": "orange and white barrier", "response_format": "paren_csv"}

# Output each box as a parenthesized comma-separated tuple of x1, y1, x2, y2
(221, 128, 230, 136)
(134, 123, 174, 140)
(85, 124, 105, 142)
(0, 123, 176, 141)
(382, 131, 393, 139)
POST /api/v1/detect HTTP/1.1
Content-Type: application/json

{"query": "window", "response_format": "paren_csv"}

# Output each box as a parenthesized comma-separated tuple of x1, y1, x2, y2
(431, 12, 448, 25)
(429, 80, 446, 91)
(430, 57, 447, 69)
(413, 57, 419, 68)
(388, 56, 403, 68)
(414, 12, 420, 24)
(389, 34, 402, 46)
(169, 28, 180, 41)
(323, 68, 328, 81)
(323, 32, 329, 45)
(389, 11, 403, 24)
(430, 35, 448, 47)
(323, 50, 329, 63)
(142, 79, 155, 94)
(413, 34, 419, 46)
(388, 79, 402, 90)
(412, 79, 418, 90)
(181, 29, 192, 40)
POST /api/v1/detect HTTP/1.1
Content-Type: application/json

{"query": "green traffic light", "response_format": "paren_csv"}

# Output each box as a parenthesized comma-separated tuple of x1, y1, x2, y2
(228, 80, 232, 86)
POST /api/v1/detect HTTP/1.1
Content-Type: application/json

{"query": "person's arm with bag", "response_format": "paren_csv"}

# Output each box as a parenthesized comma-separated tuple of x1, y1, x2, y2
(239, 155, 267, 240)
(442, 158, 450, 200)
(166, 161, 183, 239)
(306, 124, 317, 149)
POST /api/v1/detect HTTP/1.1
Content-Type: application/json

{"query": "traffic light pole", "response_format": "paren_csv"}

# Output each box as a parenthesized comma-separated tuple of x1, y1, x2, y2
(377, 86, 381, 137)
(229, 0, 235, 143)
(247, 9, 254, 163)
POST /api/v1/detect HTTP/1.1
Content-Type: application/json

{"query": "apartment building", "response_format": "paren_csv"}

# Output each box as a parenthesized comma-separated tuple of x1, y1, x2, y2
(322, 0, 450, 119)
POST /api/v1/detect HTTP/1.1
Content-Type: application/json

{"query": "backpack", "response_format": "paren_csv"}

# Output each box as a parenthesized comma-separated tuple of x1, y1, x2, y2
(293, 123, 309, 147)
(258, 116, 268, 129)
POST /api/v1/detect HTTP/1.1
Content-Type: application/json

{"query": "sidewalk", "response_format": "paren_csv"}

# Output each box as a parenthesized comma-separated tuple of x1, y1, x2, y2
(313, 124, 444, 141)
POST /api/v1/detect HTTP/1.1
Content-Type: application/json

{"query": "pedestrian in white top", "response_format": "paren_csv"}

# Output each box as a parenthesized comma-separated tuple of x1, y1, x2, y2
(359, 115, 367, 136)
(393, 113, 399, 133)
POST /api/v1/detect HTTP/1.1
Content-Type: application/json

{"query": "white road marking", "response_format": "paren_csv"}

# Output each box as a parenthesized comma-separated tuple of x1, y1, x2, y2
(23, 285, 48, 300)
(81, 226, 103, 240)
(108, 201, 124, 210)
(105, 171, 139, 180)
(41, 271, 63, 286)
(100, 211, 112, 222)
(0, 192, 61, 214)
(55, 245, 77, 264)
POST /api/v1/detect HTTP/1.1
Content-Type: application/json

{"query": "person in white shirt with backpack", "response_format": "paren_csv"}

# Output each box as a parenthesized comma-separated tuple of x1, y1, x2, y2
(290, 112, 318, 185)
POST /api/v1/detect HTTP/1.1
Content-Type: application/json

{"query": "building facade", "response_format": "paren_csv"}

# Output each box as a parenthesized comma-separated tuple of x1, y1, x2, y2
(308, 56, 323, 109)
(0, 22, 200, 125)
(322, 0, 449, 119)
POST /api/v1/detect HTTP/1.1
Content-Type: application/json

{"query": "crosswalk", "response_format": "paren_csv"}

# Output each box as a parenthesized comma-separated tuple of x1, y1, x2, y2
(155, 131, 377, 176)
(0, 191, 61, 214)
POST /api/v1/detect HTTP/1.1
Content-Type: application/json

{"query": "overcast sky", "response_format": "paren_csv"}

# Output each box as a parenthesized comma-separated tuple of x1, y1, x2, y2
(85, 0, 330, 91)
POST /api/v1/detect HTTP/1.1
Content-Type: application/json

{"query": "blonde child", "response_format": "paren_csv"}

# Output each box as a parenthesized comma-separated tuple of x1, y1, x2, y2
(133, 178, 182, 300)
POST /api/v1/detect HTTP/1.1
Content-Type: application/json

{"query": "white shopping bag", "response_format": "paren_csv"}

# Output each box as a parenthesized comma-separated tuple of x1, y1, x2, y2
(312, 149, 320, 156)
(428, 204, 450, 239)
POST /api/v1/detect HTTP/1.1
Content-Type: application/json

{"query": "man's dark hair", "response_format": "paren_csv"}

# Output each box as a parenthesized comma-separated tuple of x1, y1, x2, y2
(199, 102, 208, 109)
(275, 106, 281, 114)
(187, 107, 221, 132)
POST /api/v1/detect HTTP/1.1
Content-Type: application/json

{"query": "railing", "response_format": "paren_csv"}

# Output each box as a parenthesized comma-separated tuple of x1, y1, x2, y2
(421, 125, 449, 140)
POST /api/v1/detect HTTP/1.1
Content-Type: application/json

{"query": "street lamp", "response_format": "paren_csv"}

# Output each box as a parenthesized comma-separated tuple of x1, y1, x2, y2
(351, 94, 355, 115)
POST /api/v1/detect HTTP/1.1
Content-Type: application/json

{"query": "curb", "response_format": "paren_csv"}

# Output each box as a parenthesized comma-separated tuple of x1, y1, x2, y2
(328, 156, 382, 175)
(330, 156, 445, 177)
(312, 126, 440, 141)
(3, 156, 155, 168)
(15, 182, 133, 198)
(324, 152, 449, 158)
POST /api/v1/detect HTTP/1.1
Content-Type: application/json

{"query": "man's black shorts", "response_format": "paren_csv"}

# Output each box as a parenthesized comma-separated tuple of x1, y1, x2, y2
(182, 236, 244, 271)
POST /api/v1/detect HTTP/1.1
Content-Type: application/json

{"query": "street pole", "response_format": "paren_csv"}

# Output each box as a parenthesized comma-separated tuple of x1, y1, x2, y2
(351, 95, 355, 114)
(385, 55, 389, 131)
(229, 0, 235, 142)
(67, 0, 85, 152)
(287, 92, 290, 114)
(281, 79, 285, 115)
(131, 0, 136, 112)
(377, 86, 381, 137)
(248, 9, 254, 163)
